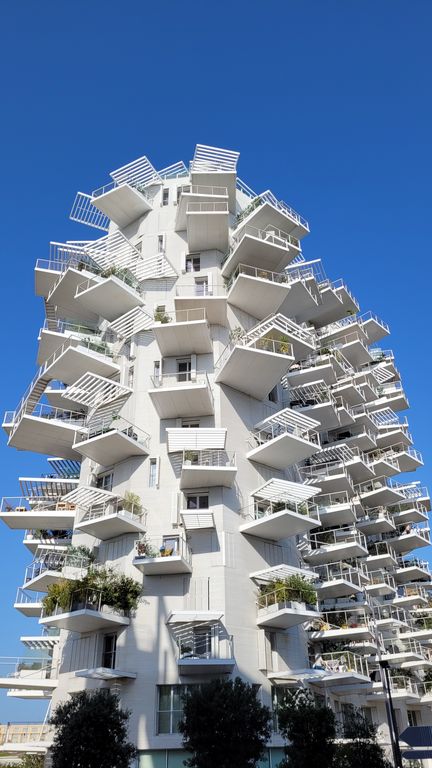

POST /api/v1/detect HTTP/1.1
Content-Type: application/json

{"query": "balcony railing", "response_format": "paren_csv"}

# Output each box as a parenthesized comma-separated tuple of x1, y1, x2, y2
(79, 497, 146, 526)
(366, 570, 396, 590)
(0, 657, 57, 681)
(241, 498, 319, 524)
(15, 588, 45, 607)
(315, 560, 369, 587)
(311, 608, 372, 632)
(383, 638, 423, 657)
(397, 557, 431, 574)
(41, 587, 127, 620)
(134, 535, 191, 563)
(1, 497, 77, 514)
(0, 722, 53, 746)
(225, 224, 300, 261)
(250, 420, 320, 450)
(175, 283, 225, 298)
(78, 414, 150, 450)
(226, 262, 317, 292)
(366, 541, 397, 559)
(287, 348, 354, 377)
(8, 403, 87, 430)
(150, 370, 213, 398)
(317, 330, 370, 355)
(234, 189, 309, 230)
(182, 449, 236, 468)
(187, 201, 229, 215)
(216, 336, 294, 373)
(177, 184, 228, 198)
(307, 527, 367, 551)
(176, 627, 234, 663)
(386, 524, 431, 545)
(153, 308, 208, 325)
(24, 550, 92, 583)
(257, 587, 318, 612)
(314, 650, 369, 677)
(389, 676, 419, 696)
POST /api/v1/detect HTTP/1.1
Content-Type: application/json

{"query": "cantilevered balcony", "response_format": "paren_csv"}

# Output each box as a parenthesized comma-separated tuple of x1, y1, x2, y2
(76, 497, 146, 541)
(47, 268, 101, 325)
(226, 263, 317, 320)
(23, 528, 72, 554)
(374, 605, 410, 630)
(395, 482, 431, 511)
(175, 184, 229, 230)
(315, 493, 359, 527)
(256, 586, 319, 629)
(356, 507, 396, 535)
(325, 425, 377, 452)
(73, 415, 150, 466)
(303, 528, 368, 566)
(400, 617, 432, 643)
(185, 201, 229, 252)
(179, 450, 237, 489)
(37, 320, 110, 366)
(364, 569, 396, 597)
(7, 405, 86, 460)
(133, 535, 192, 575)
(247, 410, 320, 470)
(0, 497, 77, 530)
(175, 283, 227, 326)
(317, 316, 368, 347)
(307, 445, 374, 485)
(191, 144, 239, 210)
(166, 427, 227, 454)
(152, 309, 213, 356)
(285, 349, 353, 388)
(176, 627, 235, 675)
(365, 541, 398, 570)
(385, 524, 430, 554)
(39, 588, 130, 633)
(367, 448, 401, 478)
(301, 462, 356, 496)
(288, 382, 348, 431)
(0, 721, 53, 753)
(148, 371, 214, 418)
(239, 498, 320, 541)
(395, 557, 431, 584)
(389, 500, 429, 525)
(359, 311, 390, 344)
(394, 586, 429, 610)
(0, 658, 58, 695)
(354, 476, 405, 507)
(91, 180, 154, 229)
(75, 274, 144, 323)
(215, 326, 298, 399)
(388, 444, 424, 473)
(318, 331, 373, 368)
(222, 224, 301, 279)
(14, 589, 44, 617)
(309, 608, 374, 643)
(23, 549, 91, 592)
(234, 188, 309, 240)
(315, 561, 369, 599)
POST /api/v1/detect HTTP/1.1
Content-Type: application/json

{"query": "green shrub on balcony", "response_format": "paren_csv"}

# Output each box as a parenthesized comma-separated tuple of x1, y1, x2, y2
(259, 575, 316, 607)
(42, 567, 142, 617)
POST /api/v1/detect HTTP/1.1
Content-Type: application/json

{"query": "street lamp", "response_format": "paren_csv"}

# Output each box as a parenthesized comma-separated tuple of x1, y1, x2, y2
(379, 659, 403, 768)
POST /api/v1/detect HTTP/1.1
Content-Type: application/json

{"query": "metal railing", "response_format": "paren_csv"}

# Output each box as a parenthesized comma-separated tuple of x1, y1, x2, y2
(182, 449, 236, 468)
(40, 318, 106, 340)
(0, 722, 53, 746)
(226, 262, 317, 292)
(187, 201, 228, 214)
(389, 676, 419, 696)
(317, 330, 370, 355)
(0, 657, 57, 681)
(241, 498, 319, 523)
(354, 476, 397, 496)
(228, 224, 300, 258)
(257, 587, 318, 612)
(134, 535, 191, 563)
(15, 588, 45, 606)
(357, 508, 394, 527)
(367, 541, 397, 559)
(153, 307, 208, 324)
(76, 414, 150, 450)
(177, 184, 228, 198)
(78, 496, 145, 525)
(287, 348, 354, 377)
(150, 371, 213, 400)
(301, 464, 355, 492)
(315, 560, 369, 587)
(383, 638, 423, 657)
(388, 500, 428, 519)
(216, 336, 294, 372)
(24, 528, 73, 543)
(314, 651, 369, 677)
(175, 283, 225, 298)
(1, 497, 77, 513)
(366, 570, 396, 590)
(24, 551, 92, 583)
(396, 557, 431, 574)
(312, 608, 372, 632)
(374, 605, 409, 624)
(177, 629, 234, 662)
(41, 587, 127, 619)
(92, 178, 156, 200)
(315, 491, 353, 510)
(250, 420, 320, 450)
(307, 527, 367, 551)
(9, 403, 86, 430)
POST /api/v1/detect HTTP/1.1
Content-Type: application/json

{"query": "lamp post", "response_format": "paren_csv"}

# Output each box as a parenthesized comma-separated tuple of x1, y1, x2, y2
(379, 659, 403, 768)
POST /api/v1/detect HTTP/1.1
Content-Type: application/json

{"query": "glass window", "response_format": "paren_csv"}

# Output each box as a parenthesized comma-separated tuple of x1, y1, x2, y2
(96, 472, 113, 491)
(149, 458, 158, 488)
(181, 419, 200, 428)
(157, 685, 198, 734)
(158, 235, 165, 252)
(186, 254, 200, 272)
(186, 494, 209, 510)
(101, 633, 117, 669)
(162, 188, 169, 206)
(194, 277, 208, 296)
(408, 710, 418, 727)
(139, 751, 167, 768)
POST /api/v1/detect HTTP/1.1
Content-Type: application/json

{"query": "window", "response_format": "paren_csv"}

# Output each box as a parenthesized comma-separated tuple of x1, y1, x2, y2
(149, 458, 159, 488)
(408, 710, 418, 727)
(177, 184, 190, 203)
(162, 188, 169, 206)
(154, 360, 161, 379)
(268, 386, 278, 403)
(157, 685, 197, 734)
(101, 633, 117, 669)
(194, 277, 208, 296)
(158, 234, 165, 252)
(96, 472, 113, 492)
(181, 419, 200, 428)
(177, 358, 192, 382)
(162, 535, 179, 555)
(186, 254, 200, 272)
(186, 494, 209, 510)
(128, 366, 134, 388)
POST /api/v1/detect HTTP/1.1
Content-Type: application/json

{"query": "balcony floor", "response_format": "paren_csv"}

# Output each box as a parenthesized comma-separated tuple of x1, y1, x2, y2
(92, 184, 152, 228)
(153, 319, 213, 356)
(239, 509, 319, 541)
(227, 274, 290, 320)
(76, 512, 146, 541)
(39, 609, 130, 633)
(257, 603, 318, 629)
(8, 416, 82, 460)
(133, 554, 192, 575)
(216, 345, 294, 400)
(76, 277, 144, 323)
(0, 677, 58, 691)
(1, 510, 75, 530)
(177, 657, 235, 675)
(149, 382, 214, 419)
(247, 431, 318, 470)
(180, 464, 237, 489)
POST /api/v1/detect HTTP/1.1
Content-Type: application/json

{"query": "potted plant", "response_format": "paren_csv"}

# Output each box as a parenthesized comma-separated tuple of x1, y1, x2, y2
(154, 309, 171, 324)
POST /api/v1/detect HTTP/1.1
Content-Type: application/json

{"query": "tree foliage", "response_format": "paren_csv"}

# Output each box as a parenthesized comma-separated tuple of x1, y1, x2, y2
(178, 677, 272, 768)
(336, 708, 392, 768)
(2, 757, 44, 768)
(42, 567, 141, 616)
(277, 689, 337, 768)
(49, 689, 137, 768)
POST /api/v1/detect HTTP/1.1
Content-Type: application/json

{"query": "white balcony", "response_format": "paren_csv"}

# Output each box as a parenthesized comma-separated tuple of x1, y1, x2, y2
(35, 257, 68, 297)
(388, 525, 430, 554)
(23, 528, 72, 554)
(301, 463, 355, 496)
(76, 497, 146, 541)
(285, 350, 353, 388)
(239, 498, 320, 541)
(315, 561, 369, 599)
(0, 722, 53, 753)
(313, 651, 371, 689)
(395, 558, 431, 583)
(365, 541, 397, 569)
(354, 476, 405, 507)
(222, 224, 301, 279)
(180, 450, 237, 489)
(0, 497, 77, 529)
(39, 588, 130, 633)
(175, 184, 229, 230)
(315, 493, 358, 526)
(364, 570, 396, 597)
(331, 378, 366, 407)
(175, 284, 227, 326)
(176, 629, 235, 675)
(73, 415, 150, 466)
(394, 586, 429, 610)
(257, 587, 319, 629)
(91, 182, 153, 229)
(0, 658, 58, 694)
(288, 383, 344, 431)
(317, 316, 368, 347)
(191, 144, 239, 210)
(215, 337, 294, 400)
(390, 501, 428, 525)
(247, 410, 320, 470)
(374, 605, 410, 630)
(166, 427, 227, 453)
(23, 550, 90, 592)
(149, 371, 214, 419)
(234, 189, 309, 240)
(320, 331, 373, 369)
(47, 268, 101, 325)
(360, 311, 390, 344)
(356, 508, 396, 535)
(152, 308, 213, 356)
(185, 201, 229, 252)
(390, 445, 424, 473)
(303, 528, 368, 566)
(368, 450, 401, 478)
(133, 536, 192, 575)
(326, 426, 377, 452)
(226, 264, 292, 319)
(75, 274, 144, 323)
(37, 320, 108, 366)
(14, 589, 44, 617)
(179, 509, 215, 531)
(309, 609, 374, 642)
(7, 405, 86, 460)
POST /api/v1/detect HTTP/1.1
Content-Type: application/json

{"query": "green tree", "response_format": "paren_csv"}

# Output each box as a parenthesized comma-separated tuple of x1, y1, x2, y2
(277, 690, 337, 768)
(335, 708, 392, 768)
(49, 689, 137, 768)
(2, 758, 44, 768)
(178, 677, 272, 768)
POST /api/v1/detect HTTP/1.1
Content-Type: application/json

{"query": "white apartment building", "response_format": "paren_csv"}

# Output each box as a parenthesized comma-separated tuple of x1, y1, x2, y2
(0, 144, 431, 767)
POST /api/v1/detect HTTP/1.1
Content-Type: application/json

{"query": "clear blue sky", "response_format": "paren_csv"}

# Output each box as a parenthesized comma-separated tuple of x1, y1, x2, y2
(0, 0, 431, 723)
